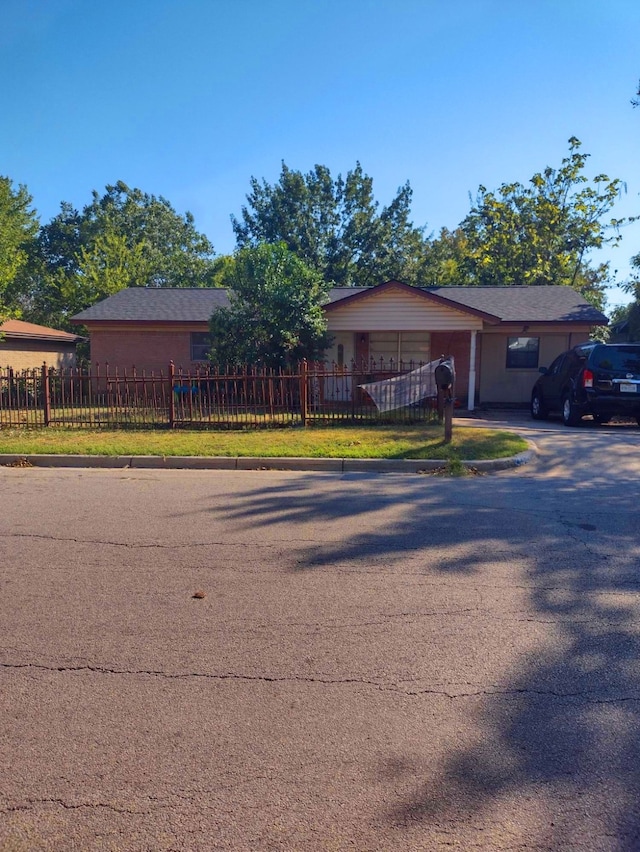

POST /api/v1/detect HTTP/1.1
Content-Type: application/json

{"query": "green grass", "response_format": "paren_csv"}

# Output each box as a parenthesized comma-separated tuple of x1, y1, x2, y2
(0, 424, 527, 461)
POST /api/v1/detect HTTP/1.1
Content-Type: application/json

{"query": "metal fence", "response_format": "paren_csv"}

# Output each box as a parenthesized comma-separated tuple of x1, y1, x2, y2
(0, 361, 440, 429)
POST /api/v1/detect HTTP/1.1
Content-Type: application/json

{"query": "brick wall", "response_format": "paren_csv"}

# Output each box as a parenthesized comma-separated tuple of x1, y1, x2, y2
(431, 331, 472, 402)
(89, 326, 208, 373)
(0, 341, 77, 371)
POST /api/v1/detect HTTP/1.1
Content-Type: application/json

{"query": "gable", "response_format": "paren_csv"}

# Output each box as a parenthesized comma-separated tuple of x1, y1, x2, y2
(327, 285, 484, 331)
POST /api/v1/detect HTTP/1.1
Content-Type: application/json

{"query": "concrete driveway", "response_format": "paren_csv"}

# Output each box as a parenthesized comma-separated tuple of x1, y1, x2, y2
(1, 419, 640, 851)
(458, 407, 640, 480)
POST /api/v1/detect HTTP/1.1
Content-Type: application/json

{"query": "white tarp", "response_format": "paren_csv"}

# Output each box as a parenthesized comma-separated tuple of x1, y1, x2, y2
(359, 357, 450, 413)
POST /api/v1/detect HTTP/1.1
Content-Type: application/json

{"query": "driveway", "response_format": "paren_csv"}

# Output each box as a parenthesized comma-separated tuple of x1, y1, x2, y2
(458, 408, 640, 480)
(1, 420, 640, 851)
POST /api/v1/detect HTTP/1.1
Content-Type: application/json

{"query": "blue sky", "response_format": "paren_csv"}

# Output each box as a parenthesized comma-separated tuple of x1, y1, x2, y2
(2, 0, 639, 311)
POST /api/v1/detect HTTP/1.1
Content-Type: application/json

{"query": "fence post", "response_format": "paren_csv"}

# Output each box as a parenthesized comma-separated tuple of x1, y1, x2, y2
(168, 361, 175, 428)
(42, 363, 51, 427)
(300, 359, 309, 426)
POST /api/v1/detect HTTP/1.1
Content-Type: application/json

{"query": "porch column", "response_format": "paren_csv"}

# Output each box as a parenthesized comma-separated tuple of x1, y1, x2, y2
(467, 330, 477, 411)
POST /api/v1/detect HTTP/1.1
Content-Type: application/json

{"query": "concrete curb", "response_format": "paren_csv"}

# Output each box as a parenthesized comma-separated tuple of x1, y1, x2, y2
(0, 441, 537, 474)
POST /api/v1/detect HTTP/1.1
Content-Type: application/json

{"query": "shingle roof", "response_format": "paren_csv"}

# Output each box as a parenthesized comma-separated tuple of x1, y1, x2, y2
(72, 287, 231, 322)
(71, 283, 607, 325)
(432, 285, 606, 323)
(0, 318, 82, 341)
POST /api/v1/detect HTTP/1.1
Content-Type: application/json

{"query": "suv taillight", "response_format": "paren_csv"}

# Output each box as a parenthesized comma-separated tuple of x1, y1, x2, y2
(583, 368, 594, 388)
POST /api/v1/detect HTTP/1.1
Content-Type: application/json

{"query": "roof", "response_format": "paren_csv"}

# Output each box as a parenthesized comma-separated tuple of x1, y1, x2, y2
(0, 318, 83, 342)
(70, 282, 608, 326)
(431, 285, 606, 324)
(71, 287, 230, 323)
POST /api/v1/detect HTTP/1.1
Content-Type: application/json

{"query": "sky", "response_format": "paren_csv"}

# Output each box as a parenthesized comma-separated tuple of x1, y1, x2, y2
(1, 0, 639, 312)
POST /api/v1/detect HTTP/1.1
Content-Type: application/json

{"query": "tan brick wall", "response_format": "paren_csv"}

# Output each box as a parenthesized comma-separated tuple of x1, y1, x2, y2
(0, 342, 77, 371)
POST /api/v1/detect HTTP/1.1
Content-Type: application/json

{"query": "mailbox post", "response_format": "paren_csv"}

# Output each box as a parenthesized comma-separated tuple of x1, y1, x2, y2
(434, 357, 455, 444)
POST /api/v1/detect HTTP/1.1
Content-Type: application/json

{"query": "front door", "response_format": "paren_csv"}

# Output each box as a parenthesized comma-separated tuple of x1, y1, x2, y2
(355, 332, 369, 369)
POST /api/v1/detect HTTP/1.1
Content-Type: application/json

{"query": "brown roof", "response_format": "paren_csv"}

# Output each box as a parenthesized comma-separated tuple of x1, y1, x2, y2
(0, 319, 82, 342)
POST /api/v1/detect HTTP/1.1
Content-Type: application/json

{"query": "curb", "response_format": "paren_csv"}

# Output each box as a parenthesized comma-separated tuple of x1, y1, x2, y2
(0, 442, 537, 474)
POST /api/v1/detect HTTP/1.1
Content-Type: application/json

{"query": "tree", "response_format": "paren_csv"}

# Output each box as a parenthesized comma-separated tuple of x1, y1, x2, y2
(417, 227, 473, 287)
(208, 243, 332, 367)
(0, 177, 38, 316)
(10, 181, 217, 330)
(452, 138, 628, 309)
(232, 162, 428, 287)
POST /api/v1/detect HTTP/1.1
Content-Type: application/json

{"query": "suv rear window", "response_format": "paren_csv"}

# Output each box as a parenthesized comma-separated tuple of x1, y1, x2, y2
(590, 345, 640, 373)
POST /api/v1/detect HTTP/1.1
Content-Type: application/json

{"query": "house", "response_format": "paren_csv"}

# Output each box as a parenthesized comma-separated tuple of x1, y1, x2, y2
(608, 303, 640, 343)
(0, 318, 83, 370)
(70, 281, 607, 408)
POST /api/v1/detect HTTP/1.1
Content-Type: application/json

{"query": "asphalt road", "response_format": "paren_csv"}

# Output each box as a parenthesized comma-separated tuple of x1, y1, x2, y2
(1, 416, 640, 851)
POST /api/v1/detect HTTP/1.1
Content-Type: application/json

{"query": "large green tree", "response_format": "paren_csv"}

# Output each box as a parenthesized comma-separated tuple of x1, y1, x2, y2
(11, 181, 217, 329)
(0, 176, 39, 317)
(447, 138, 628, 308)
(232, 162, 428, 287)
(209, 243, 332, 367)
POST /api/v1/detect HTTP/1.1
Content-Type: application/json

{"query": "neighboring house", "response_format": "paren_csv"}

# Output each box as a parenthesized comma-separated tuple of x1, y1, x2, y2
(608, 303, 640, 343)
(71, 281, 607, 408)
(0, 318, 83, 370)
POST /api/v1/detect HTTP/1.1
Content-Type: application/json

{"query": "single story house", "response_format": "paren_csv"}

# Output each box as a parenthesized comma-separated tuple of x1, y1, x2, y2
(71, 281, 607, 408)
(608, 303, 640, 343)
(0, 318, 83, 370)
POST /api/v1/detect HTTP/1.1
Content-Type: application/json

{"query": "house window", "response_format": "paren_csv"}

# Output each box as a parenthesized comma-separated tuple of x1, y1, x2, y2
(506, 336, 539, 369)
(190, 332, 212, 362)
(368, 332, 430, 366)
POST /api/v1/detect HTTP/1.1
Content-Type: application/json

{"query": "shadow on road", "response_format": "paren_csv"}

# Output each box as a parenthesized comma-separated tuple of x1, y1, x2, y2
(205, 470, 640, 847)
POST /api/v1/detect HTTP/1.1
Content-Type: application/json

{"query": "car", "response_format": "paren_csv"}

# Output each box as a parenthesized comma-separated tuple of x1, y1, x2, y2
(530, 342, 640, 426)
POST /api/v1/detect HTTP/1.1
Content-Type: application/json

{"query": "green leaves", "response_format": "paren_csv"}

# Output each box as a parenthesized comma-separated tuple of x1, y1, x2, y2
(0, 177, 39, 316)
(208, 243, 332, 368)
(10, 182, 217, 330)
(232, 162, 427, 287)
(451, 138, 628, 307)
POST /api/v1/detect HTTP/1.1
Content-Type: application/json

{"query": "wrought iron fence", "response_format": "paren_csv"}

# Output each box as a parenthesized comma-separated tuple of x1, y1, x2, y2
(0, 361, 440, 429)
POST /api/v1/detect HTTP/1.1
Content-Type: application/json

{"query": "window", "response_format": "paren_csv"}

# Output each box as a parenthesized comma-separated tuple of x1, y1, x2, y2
(546, 353, 565, 376)
(506, 336, 539, 369)
(368, 332, 430, 366)
(190, 332, 212, 362)
(591, 345, 640, 373)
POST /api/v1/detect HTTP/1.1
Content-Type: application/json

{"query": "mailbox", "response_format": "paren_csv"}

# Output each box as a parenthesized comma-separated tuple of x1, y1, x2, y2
(435, 359, 455, 390)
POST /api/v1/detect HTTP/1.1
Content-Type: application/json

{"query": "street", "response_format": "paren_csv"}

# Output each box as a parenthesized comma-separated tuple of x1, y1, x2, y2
(1, 419, 640, 850)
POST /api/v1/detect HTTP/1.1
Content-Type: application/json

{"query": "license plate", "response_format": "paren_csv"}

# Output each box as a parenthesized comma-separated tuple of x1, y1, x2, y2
(619, 383, 637, 393)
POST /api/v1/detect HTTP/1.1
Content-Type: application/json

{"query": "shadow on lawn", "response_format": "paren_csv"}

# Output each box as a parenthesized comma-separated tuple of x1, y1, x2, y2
(190, 468, 640, 846)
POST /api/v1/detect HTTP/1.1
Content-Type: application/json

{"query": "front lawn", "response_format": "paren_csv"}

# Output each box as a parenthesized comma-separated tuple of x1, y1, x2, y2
(0, 424, 528, 461)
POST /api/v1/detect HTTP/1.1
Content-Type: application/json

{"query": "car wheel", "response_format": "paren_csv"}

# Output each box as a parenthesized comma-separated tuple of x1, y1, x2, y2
(562, 395, 581, 427)
(530, 391, 548, 420)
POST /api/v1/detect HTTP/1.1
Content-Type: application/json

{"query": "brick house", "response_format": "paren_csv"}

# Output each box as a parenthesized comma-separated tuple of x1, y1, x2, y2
(71, 281, 607, 408)
(0, 318, 83, 370)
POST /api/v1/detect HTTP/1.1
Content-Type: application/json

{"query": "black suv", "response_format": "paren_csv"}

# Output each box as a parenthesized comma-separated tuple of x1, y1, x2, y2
(530, 343, 640, 426)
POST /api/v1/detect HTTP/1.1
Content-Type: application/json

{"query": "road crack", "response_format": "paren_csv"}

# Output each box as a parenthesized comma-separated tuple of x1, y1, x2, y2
(0, 531, 316, 550)
(1, 797, 150, 815)
(2, 661, 639, 704)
